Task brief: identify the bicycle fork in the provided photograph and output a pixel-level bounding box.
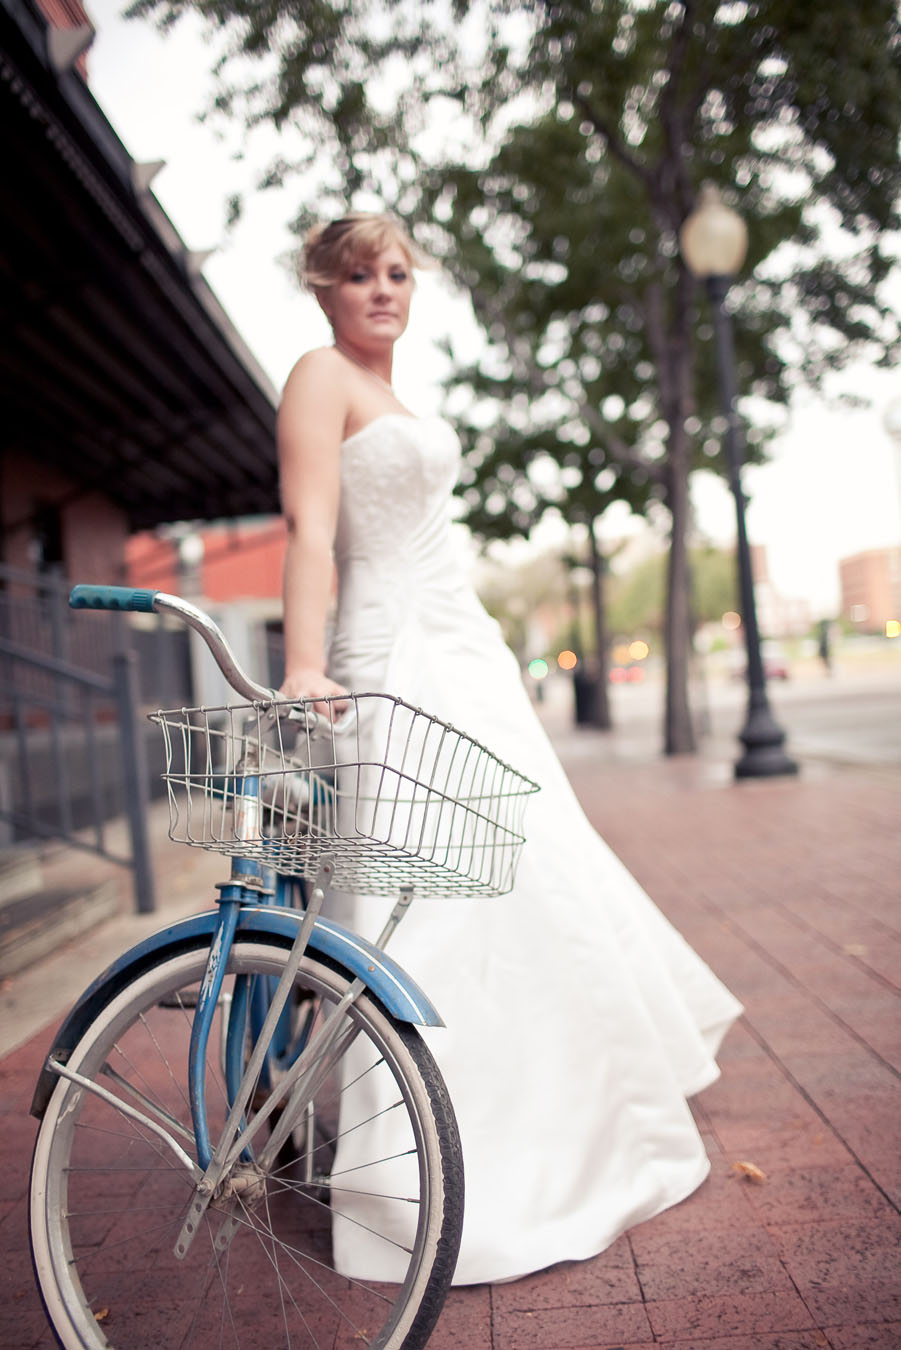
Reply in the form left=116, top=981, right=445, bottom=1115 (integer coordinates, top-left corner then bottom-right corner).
left=176, top=877, right=419, bottom=1260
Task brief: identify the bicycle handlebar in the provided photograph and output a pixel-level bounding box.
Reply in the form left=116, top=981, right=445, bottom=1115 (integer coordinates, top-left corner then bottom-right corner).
left=69, top=584, right=158, bottom=614
left=70, top=585, right=357, bottom=735
left=70, top=584, right=277, bottom=704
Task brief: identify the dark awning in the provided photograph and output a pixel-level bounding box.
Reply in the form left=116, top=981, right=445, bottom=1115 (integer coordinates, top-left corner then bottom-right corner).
left=0, top=0, right=281, bottom=530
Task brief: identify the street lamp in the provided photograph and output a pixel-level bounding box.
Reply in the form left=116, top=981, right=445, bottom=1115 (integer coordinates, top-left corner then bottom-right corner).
left=680, top=183, right=797, bottom=779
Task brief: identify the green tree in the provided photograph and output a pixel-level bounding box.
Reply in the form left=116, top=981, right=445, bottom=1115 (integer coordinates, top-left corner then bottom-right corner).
left=132, top=0, right=901, bottom=753
left=607, top=544, right=738, bottom=637
left=477, top=548, right=572, bottom=660
left=414, top=0, right=901, bottom=752
left=608, top=553, right=668, bottom=638
left=124, top=0, right=446, bottom=215
left=690, top=545, right=739, bottom=629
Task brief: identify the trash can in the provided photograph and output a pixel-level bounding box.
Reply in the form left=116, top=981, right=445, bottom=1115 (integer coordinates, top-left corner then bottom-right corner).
left=573, top=665, right=603, bottom=725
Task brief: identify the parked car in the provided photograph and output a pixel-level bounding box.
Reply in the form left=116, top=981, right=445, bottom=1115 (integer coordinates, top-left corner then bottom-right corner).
left=732, top=641, right=790, bottom=681
left=609, top=663, right=646, bottom=684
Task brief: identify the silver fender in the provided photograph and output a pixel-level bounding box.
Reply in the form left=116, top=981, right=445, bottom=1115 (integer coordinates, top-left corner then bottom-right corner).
left=32, top=906, right=441, bottom=1118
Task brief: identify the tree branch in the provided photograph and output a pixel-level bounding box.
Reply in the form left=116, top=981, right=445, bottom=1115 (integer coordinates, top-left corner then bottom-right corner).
left=571, top=91, right=656, bottom=193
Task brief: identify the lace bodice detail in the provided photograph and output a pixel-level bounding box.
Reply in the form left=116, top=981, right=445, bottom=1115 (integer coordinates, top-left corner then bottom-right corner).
left=334, top=414, right=460, bottom=565
left=329, top=412, right=475, bottom=687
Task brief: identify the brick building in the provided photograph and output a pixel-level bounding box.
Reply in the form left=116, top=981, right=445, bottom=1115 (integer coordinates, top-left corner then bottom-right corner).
left=1, top=0, right=279, bottom=596
left=0, top=0, right=284, bottom=882
left=839, top=547, right=901, bottom=633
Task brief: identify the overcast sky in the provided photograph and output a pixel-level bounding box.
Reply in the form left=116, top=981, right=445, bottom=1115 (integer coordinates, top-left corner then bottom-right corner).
left=83, top=0, right=901, bottom=617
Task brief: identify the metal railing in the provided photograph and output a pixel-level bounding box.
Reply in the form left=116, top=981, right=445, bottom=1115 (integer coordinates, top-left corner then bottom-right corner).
left=0, top=564, right=156, bottom=912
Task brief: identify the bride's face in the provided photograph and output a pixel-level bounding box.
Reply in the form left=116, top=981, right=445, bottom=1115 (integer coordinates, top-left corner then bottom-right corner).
left=320, top=244, right=414, bottom=349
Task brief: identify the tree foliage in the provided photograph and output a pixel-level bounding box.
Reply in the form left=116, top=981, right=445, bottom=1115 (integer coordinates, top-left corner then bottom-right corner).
left=124, top=0, right=460, bottom=216
left=130, top=0, right=901, bottom=751
left=410, top=0, right=901, bottom=751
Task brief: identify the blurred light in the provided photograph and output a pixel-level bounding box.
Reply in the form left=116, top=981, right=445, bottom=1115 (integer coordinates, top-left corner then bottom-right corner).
left=679, top=183, right=749, bottom=279
left=722, top=611, right=741, bottom=631
left=612, top=643, right=631, bottom=665
left=629, top=640, right=649, bottom=661
left=528, top=658, right=549, bottom=680
left=886, top=619, right=901, bottom=639
left=557, top=649, right=578, bottom=671
left=176, top=532, right=204, bottom=566
left=609, top=666, right=627, bottom=683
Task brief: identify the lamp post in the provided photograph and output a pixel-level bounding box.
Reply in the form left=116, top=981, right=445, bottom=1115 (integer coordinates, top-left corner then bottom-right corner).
left=680, top=184, right=797, bottom=779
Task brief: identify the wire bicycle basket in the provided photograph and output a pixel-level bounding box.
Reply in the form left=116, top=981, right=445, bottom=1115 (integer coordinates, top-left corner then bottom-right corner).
left=151, top=692, right=540, bottom=897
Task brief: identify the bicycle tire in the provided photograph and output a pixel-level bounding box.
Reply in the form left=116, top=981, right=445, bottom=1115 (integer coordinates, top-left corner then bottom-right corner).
left=30, top=937, right=463, bottom=1349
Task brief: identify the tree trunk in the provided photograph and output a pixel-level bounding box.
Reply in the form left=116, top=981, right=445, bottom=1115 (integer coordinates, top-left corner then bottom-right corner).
left=587, top=521, right=612, bottom=730
left=658, top=253, right=698, bottom=756
left=663, top=430, right=696, bottom=754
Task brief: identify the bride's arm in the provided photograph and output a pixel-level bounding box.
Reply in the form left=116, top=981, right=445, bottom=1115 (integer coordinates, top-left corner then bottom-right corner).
left=278, top=351, right=349, bottom=707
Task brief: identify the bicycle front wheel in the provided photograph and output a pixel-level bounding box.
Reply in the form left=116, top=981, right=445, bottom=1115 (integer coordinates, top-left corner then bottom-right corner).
left=30, top=938, right=463, bottom=1349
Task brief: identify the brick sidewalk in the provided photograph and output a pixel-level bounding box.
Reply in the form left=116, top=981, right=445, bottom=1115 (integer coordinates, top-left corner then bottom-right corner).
left=2, top=713, right=899, bottom=1349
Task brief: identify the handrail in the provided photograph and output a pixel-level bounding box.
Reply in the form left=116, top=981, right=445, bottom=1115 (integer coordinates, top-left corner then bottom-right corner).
left=69, top=586, right=275, bottom=703
left=0, top=569, right=156, bottom=912
left=0, top=636, right=115, bottom=693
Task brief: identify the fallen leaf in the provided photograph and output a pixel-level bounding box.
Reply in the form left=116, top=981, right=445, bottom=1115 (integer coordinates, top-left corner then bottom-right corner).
left=732, top=1160, right=767, bottom=1184
left=94, top=1309, right=110, bottom=1323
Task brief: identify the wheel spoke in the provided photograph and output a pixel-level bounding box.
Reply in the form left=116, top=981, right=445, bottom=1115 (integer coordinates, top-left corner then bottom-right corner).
left=30, top=940, right=462, bottom=1349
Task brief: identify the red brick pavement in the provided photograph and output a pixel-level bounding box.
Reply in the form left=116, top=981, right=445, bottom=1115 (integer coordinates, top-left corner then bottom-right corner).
left=2, top=710, right=899, bottom=1349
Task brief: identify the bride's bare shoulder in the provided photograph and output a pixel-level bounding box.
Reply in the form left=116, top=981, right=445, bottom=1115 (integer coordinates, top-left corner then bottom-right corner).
left=284, top=346, right=342, bottom=382
left=281, top=347, right=347, bottom=408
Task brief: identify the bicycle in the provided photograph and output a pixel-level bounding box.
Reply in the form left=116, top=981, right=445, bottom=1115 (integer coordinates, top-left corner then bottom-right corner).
left=27, top=584, right=538, bottom=1350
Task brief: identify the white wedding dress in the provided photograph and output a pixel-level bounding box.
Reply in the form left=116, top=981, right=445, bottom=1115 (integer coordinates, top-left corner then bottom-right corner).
left=323, top=413, right=742, bottom=1286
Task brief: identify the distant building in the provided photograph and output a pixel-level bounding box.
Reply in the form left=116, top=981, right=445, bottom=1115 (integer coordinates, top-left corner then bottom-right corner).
left=126, top=521, right=288, bottom=701
left=126, top=520, right=286, bottom=604
left=749, top=545, right=811, bottom=638
left=839, top=547, right=901, bottom=632
left=753, top=582, right=811, bottom=639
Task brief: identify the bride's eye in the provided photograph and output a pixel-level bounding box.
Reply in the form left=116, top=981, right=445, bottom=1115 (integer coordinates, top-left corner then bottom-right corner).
left=390, top=269, right=409, bottom=283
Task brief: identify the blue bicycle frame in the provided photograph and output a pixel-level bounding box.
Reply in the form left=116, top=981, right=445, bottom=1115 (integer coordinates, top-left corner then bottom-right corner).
left=36, top=584, right=443, bottom=1177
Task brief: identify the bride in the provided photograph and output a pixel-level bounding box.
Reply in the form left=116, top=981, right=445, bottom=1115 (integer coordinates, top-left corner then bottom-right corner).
left=277, top=212, right=742, bottom=1286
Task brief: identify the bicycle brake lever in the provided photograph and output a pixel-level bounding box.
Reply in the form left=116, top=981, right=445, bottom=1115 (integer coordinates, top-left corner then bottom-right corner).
left=284, top=702, right=357, bottom=737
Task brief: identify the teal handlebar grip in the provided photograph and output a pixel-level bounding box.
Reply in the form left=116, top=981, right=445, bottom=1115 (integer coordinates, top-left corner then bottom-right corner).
left=69, top=584, right=159, bottom=613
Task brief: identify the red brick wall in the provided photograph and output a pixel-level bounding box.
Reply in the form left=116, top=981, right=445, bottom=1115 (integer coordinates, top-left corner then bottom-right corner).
left=202, top=521, right=286, bottom=601
left=125, top=534, right=180, bottom=593
left=65, top=495, right=129, bottom=584
left=839, top=547, right=901, bottom=631
left=126, top=520, right=287, bottom=602
left=0, top=452, right=128, bottom=584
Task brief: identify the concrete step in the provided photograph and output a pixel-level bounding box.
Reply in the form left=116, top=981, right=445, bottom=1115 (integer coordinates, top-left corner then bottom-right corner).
left=0, top=847, right=44, bottom=906
left=0, top=879, right=119, bottom=979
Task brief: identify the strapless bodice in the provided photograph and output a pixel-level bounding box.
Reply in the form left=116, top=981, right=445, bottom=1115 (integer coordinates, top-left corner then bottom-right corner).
left=334, top=413, right=460, bottom=568
left=329, top=413, right=484, bottom=689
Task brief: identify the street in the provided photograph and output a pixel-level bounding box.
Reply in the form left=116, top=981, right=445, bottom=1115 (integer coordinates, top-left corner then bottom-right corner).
left=538, top=654, right=901, bottom=772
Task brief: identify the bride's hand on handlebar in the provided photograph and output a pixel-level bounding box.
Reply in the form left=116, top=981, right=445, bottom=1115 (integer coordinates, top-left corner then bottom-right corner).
left=279, top=669, right=350, bottom=718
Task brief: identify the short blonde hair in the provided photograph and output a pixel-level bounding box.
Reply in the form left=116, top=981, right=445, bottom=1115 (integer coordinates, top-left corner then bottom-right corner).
left=300, top=213, right=428, bottom=291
